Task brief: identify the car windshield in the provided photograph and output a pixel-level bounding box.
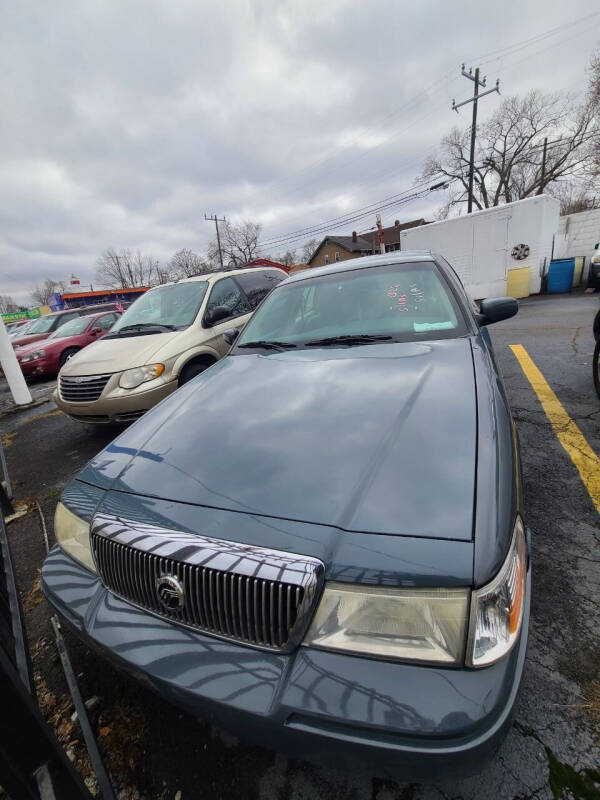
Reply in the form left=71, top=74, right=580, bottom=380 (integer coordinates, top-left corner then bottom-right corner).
left=20, top=315, right=56, bottom=334
left=48, top=316, right=91, bottom=338
left=110, top=282, right=208, bottom=332
left=237, top=261, right=466, bottom=348
left=9, top=322, right=30, bottom=336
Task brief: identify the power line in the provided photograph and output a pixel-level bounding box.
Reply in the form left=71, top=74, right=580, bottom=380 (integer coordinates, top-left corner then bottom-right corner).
left=474, top=11, right=600, bottom=67
left=258, top=181, right=452, bottom=252
left=259, top=176, right=445, bottom=247
left=256, top=12, right=600, bottom=202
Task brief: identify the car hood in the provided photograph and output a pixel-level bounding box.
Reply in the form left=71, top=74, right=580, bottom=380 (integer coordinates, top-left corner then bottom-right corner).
left=61, top=331, right=181, bottom=374
left=15, top=337, right=66, bottom=356
left=92, top=339, right=477, bottom=540
left=12, top=332, right=50, bottom=348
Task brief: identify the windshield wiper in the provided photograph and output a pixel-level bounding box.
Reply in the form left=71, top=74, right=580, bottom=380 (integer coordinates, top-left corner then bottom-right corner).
left=304, top=334, right=393, bottom=347
left=237, top=340, right=297, bottom=351
left=113, top=323, right=178, bottom=335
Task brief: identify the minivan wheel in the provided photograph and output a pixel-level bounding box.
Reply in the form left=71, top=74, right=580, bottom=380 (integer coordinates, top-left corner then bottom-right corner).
left=593, top=340, right=600, bottom=400
left=179, top=359, right=213, bottom=386
left=59, top=347, right=80, bottom=367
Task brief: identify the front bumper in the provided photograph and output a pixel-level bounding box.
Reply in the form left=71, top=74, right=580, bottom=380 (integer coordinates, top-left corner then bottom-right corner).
left=18, top=357, right=57, bottom=377
left=42, top=546, right=530, bottom=780
left=53, top=378, right=177, bottom=423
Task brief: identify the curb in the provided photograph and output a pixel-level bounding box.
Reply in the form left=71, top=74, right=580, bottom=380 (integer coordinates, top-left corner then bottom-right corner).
left=0, top=397, right=52, bottom=421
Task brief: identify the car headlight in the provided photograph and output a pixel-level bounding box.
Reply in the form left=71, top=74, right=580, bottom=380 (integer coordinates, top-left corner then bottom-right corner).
left=119, top=363, right=165, bottom=389
left=303, top=584, right=469, bottom=664
left=54, top=502, right=96, bottom=573
left=466, top=516, right=527, bottom=667
left=591, top=255, right=600, bottom=265
left=21, top=349, right=46, bottom=362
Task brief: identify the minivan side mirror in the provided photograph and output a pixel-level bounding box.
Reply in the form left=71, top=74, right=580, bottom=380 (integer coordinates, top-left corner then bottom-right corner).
left=594, top=242, right=599, bottom=250
left=205, top=305, right=230, bottom=326
left=223, top=328, right=240, bottom=346
left=476, top=297, right=518, bottom=326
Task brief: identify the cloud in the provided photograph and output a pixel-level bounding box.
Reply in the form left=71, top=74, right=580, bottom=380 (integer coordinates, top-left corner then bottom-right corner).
left=0, top=0, right=597, bottom=304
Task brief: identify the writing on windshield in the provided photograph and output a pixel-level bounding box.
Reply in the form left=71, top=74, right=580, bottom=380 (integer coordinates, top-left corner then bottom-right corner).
left=237, top=262, right=466, bottom=348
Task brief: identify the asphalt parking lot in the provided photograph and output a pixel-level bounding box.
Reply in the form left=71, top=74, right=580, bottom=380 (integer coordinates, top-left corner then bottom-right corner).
left=2, top=291, right=600, bottom=800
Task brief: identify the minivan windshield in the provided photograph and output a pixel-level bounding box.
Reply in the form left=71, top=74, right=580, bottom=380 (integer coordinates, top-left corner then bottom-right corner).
left=110, top=281, right=208, bottom=334
left=236, top=261, right=467, bottom=348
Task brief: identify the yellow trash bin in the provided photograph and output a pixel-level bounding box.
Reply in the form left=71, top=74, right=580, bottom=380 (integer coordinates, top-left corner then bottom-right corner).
left=572, top=257, right=583, bottom=287
left=507, top=267, right=531, bottom=299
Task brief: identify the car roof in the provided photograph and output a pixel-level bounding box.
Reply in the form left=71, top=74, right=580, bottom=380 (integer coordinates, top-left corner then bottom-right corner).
left=282, top=251, right=435, bottom=285
left=83, top=310, right=118, bottom=321
left=148, top=265, right=287, bottom=291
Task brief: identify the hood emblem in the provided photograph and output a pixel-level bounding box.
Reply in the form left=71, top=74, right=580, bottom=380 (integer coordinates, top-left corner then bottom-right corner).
left=156, top=575, right=185, bottom=611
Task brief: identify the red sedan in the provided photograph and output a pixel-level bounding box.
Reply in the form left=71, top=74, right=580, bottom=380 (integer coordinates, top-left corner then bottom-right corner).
left=14, top=311, right=120, bottom=377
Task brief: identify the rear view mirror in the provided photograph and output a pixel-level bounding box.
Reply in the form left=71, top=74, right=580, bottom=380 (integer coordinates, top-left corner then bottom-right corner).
left=476, top=297, right=518, bottom=326
left=223, top=328, right=240, bottom=346
left=205, top=305, right=230, bottom=326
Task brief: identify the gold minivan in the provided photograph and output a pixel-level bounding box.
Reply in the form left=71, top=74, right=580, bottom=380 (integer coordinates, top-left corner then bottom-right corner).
left=54, top=266, right=286, bottom=423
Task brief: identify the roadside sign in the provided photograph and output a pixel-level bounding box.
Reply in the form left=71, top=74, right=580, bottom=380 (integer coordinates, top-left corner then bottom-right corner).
left=1, top=308, right=42, bottom=323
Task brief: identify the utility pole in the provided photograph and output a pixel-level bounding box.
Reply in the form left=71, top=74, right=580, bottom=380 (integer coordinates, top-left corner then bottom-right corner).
left=537, top=137, right=548, bottom=195
left=204, top=213, right=226, bottom=269
left=452, top=66, right=500, bottom=213
left=376, top=214, right=385, bottom=254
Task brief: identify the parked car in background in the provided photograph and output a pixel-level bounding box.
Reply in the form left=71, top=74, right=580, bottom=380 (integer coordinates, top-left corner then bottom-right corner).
left=43, top=252, right=529, bottom=779
left=14, top=311, right=120, bottom=377
left=5, top=319, right=30, bottom=337
left=54, top=266, right=286, bottom=424
left=11, top=303, right=123, bottom=349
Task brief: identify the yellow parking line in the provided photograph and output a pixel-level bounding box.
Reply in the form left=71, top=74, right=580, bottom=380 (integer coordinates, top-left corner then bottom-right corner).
left=510, top=344, right=600, bottom=515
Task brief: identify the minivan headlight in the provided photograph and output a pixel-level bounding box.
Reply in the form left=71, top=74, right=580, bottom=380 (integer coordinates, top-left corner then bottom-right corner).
left=466, top=516, right=527, bottom=667
left=54, top=502, right=96, bottom=573
left=303, top=584, right=469, bottom=664
left=119, top=363, right=164, bottom=389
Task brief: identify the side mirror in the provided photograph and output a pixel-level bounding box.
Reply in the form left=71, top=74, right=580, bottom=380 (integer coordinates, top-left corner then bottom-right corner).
left=595, top=243, right=599, bottom=250
left=476, top=297, right=518, bottom=326
left=223, top=328, right=240, bottom=346
left=205, top=305, right=230, bottom=326
left=89, top=327, right=103, bottom=336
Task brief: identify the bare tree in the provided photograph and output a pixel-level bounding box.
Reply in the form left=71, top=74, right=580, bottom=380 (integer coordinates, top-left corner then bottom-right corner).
left=95, top=248, right=160, bottom=288
left=169, top=248, right=210, bottom=278
left=549, top=181, right=599, bottom=215
left=423, top=90, right=597, bottom=216
left=277, top=250, right=297, bottom=267
left=31, top=279, right=67, bottom=305
left=0, top=295, right=19, bottom=314
left=301, top=238, right=319, bottom=263
left=587, top=50, right=600, bottom=177
left=208, top=221, right=261, bottom=268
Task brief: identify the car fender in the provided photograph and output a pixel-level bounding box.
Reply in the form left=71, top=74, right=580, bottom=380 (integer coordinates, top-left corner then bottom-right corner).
left=172, top=345, right=220, bottom=379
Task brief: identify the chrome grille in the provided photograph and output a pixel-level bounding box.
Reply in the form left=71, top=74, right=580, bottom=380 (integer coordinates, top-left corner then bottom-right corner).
left=60, top=374, right=111, bottom=403
left=90, top=514, right=324, bottom=652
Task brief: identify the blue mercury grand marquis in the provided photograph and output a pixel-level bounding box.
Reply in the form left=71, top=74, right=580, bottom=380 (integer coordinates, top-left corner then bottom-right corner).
left=43, top=252, right=529, bottom=780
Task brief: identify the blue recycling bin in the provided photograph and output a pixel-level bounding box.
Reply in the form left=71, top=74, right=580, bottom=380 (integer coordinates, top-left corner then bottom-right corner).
left=547, top=258, right=575, bottom=294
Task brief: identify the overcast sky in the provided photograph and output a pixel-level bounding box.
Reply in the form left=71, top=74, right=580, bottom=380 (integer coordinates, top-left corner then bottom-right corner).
left=1, top=0, right=598, bottom=304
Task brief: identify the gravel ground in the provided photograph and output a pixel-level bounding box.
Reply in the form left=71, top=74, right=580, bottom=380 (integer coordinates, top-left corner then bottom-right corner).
left=2, top=291, right=599, bottom=799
